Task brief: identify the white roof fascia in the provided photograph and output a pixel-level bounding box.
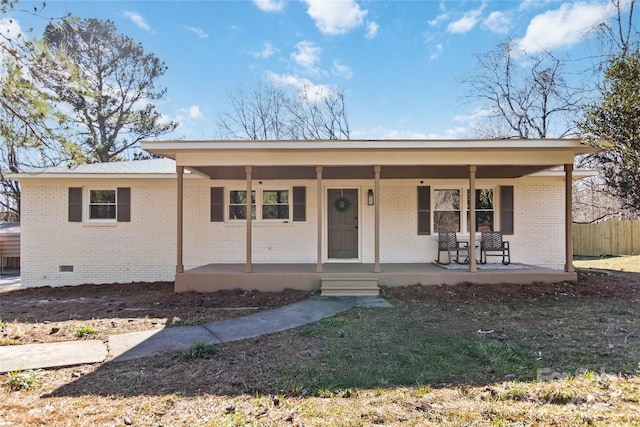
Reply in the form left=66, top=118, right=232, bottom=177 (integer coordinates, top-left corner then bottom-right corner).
left=529, top=169, right=598, bottom=179
left=142, top=138, right=590, bottom=150
left=9, top=172, right=181, bottom=180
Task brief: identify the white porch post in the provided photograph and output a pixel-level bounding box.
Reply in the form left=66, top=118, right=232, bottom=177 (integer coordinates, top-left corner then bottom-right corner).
left=565, top=163, right=574, bottom=272
left=316, top=166, right=323, bottom=273
left=469, top=165, right=477, bottom=273
left=176, top=165, right=184, bottom=273
left=374, top=165, right=381, bottom=273
left=245, top=165, right=253, bottom=273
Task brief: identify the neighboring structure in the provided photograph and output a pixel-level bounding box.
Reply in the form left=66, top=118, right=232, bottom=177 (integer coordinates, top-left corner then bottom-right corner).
left=12, top=139, right=596, bottom=292
left=0, top=222, right=20, bottom=274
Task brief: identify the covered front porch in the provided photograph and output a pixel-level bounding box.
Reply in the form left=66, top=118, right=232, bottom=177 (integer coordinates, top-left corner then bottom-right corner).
left=140, top=139, right=596, bottom=294
left=175, top=262, right=577, bottom=293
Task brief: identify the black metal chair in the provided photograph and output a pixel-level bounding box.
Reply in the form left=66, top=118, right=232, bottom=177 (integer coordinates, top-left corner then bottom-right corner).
left=480, top=231, right=510, bottom=265
left=437, top=232, right=470, bottom=264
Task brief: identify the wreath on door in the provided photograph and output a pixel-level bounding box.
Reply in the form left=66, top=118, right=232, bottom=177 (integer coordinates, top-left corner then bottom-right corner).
left=334, top=197, right=351, bottom=212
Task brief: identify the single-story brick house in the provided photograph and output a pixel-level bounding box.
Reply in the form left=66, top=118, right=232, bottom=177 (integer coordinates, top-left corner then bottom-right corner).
left=13, top=139, right=596, bottom=293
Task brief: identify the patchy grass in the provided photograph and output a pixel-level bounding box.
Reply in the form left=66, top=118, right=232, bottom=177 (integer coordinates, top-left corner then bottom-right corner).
left=183, top=341, right=220, bottom=361
left=74, top=324, right=98, bottom=337
left=181, top=315, right=209, bottom=326
left=1, top=273, right=639, bottom=425
left=3, top=369, right=40, bottom=391
left=574, top=254, right=640, bottom=273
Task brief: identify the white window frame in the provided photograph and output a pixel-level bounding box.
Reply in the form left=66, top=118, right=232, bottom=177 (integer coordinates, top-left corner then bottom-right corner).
left=430, top=186, right=498, bottom=235
left=227, top=187, right=292, bottom=222
left=86, top=188, right=117, bottom=222
left=228, top=189, right=256, bottom=221
left=467, top=188, right=495, bottom=233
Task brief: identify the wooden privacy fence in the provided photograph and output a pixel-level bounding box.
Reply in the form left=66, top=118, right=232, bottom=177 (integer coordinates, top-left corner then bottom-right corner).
left=573, top=220, right=640, bottom=256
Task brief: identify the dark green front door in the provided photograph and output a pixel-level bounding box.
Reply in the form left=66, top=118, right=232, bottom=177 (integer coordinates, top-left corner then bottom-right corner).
left=328, top=189, right=358, bottom=258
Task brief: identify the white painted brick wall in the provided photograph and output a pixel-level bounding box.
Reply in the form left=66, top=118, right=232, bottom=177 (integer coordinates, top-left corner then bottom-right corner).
left=20, top=175, right=568, bottom=288
left=511, top=177, right=566, bottom=269
left=20, top=179, right=177, bottom=287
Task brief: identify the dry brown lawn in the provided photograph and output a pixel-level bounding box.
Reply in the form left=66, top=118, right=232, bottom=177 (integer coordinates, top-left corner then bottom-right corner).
left=1, top=266, right=639, bottom=426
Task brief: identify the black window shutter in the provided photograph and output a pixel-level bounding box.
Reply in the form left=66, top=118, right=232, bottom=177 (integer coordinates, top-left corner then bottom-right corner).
left=210, top=187, right=224, bottom=222
left=417, top=186, right=431, bottom=235
left=500, top=185, right=514, bottom=235
left=68, top=187, right=83, bottom=222
left=117, top=187, right=131, bottom=222
left=293, top=186, right=306, bottom=221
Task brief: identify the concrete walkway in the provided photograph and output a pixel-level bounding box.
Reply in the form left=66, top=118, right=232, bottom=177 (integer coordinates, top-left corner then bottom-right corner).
left=0, top=269, right=20, bottom=290
left=0, top=296, right=391, bottom=372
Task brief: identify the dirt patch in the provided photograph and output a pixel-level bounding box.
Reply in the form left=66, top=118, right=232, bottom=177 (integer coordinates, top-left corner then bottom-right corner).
left=384, top=270, right=639, bottom=304
left=0, top=282, right=309, bottom=345
left=1, top=269, right=639, bottom=426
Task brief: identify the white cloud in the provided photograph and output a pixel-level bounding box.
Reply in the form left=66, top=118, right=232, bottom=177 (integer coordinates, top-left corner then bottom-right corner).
left=188, top=105, right=203, bottom=119
left=516, top=2, right=615, bottom=53
left=353, top=123, right=469, bottom=140
left=447, top=6, right=484, bottom=34
left=430, top=43, right=443, bottom=61
left=123, top=11, right=151, bottom=31
left=453, top=109, right=492, bottom=123
left=428, top=13, right=449, bottom=26
left=252, top=0, right=285, bottom=12
left=0, top=18, right=22, bottom=64
left=332, top=60, right=353, bottom=79
left=186, top=26, right=208, bottom=38
left=302, top=0, right=367, bottom=35
left=264, top=71, right=333, bottom=102
left=518, top=0, right=555, bottom=12
left=428, top=0, right=449, bottom=26
left=0, top=18, right=22, bottom=39
left=442, top=127, right=468, bottom=139
left=483, top=11, right=511, bottom=34
left=352, top=126, right=432, bottom=140
left=291, top=40, right=322, bottom=74
left=251, top=41, right=279, bottom=59
left=365, top=21, right=379, bottom=39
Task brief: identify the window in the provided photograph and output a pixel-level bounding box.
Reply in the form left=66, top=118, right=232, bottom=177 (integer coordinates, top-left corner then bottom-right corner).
left=229, top=190, right=256, bottom=220
left=89, top=190, right=116, bottom=220
left=214, top=187, right=305, bottom=223
left=434, top=189, right=460, bottom=232
left=467, top=189, right=494, bottom=232
left=416, top=185, right=513, bottom=236
left=262, top=190, right=289, bottom=220
left=69, top=187, right=130, bottom=222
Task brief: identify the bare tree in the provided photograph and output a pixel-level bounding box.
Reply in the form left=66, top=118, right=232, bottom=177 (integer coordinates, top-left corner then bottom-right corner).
left=594, top=0, right=638, bottom=57
left=288, top=86, right=350, bottom=140
left=218, top=83, right=350, bottom=140
left=573, top=175, right=639, bottom=223
left=217, top=84, right=289, bottom=140
left=461, top=40, right=584, bottom=139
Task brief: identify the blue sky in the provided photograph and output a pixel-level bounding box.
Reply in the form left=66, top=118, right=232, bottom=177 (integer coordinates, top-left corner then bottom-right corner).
left=6, top=0, right=637, bottom=140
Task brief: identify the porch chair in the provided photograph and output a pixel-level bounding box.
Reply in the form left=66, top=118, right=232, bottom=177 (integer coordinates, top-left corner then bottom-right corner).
left=480, top=231, right=510, bottom=265
left=437, top=232, right=470, bottom=265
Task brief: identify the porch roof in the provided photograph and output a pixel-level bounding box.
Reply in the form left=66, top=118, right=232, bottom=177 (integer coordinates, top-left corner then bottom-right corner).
left=142, top=138, right=598, bottom=180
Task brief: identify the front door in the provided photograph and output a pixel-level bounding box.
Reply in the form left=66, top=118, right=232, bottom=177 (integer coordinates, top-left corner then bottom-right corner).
left=328, top=189, right=358, bottom=259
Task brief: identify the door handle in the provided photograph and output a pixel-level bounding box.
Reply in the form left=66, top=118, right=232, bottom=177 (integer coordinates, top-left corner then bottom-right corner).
left=355, top=225, right=358, bottom=229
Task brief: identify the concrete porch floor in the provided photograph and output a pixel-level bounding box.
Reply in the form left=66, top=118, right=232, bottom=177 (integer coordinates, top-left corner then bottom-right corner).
left=175, top=263, right=577, bottom=293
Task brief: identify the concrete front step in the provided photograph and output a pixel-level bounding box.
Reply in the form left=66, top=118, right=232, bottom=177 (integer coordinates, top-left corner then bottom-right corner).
left=320, top=277, right=379, bottom=296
